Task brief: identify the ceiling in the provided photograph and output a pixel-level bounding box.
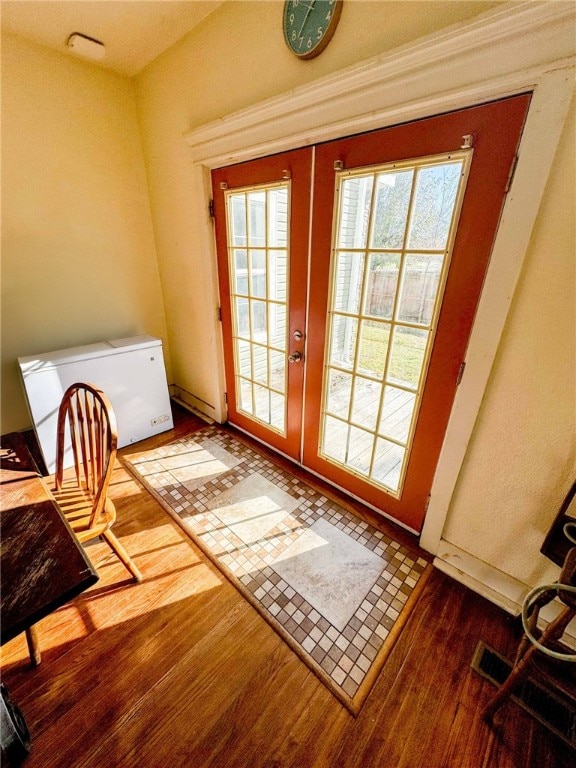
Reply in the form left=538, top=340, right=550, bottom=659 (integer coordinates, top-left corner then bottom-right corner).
left=1, top=1, right=227, bottom=77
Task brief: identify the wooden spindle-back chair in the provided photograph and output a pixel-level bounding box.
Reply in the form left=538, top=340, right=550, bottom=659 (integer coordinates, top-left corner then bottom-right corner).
left=48, top=383, right=142, bottom=582
left=483, top=547, right=576, bottom=721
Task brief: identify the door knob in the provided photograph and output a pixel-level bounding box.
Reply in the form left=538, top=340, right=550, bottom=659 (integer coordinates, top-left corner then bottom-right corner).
left=288, top=351, right=302, bottom=363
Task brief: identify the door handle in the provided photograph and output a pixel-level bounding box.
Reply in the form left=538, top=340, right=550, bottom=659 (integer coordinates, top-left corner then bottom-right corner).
left=288, top=352, right=302, bottom=363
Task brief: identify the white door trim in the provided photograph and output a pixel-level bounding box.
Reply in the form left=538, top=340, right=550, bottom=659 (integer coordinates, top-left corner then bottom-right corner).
left=184, top=3, right=575, bottom=556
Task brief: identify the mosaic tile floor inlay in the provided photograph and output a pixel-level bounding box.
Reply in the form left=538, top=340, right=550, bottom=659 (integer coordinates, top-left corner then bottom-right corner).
left=123, top=426, right=431, bottom=714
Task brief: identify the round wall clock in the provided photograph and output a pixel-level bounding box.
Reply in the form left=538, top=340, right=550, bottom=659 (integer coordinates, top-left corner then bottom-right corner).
left=283, top=0, right=344, bottom=60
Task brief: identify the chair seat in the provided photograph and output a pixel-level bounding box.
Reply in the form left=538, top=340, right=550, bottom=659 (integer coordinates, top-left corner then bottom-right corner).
left=49, top=478, right=115, bottom=542
left=49, top=476, right=141, bottom=581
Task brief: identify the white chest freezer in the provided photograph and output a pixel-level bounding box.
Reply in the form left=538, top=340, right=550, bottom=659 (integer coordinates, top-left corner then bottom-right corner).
left=18, top=335, right=174, bottom=473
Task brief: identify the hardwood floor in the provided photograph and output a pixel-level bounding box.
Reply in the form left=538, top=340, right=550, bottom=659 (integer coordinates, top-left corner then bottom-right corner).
left=1, top=404, right=572, bottom=767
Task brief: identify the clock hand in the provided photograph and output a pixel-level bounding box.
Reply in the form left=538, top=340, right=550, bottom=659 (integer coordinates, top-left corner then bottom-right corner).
left=298, top=0, right=316, bottom=37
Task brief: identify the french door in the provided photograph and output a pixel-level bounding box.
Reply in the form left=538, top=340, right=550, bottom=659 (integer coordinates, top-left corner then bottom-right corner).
left=212, top=95, right=530, bottom=531
left=212, top=148, right=312, bottom=459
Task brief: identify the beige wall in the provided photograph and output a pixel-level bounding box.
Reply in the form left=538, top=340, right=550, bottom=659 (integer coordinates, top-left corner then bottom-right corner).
left=134, top=0, right=574, bottom=588
left=134, top=0, right=503, bottom=417
left=1, top=33, right=169, bottom=433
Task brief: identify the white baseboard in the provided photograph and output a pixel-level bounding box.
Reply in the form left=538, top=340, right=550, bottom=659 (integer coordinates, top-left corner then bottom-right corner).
left=170, top=385, right=217, bottom=424
left=434, top=541, right=526, bottom=615
left=434, top=541, right=576, bottom=649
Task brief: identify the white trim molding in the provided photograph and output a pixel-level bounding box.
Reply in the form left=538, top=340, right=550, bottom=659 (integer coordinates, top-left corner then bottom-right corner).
left=185, top=3, right=575, bottom=167
left=420, top=64, right=574, bottom=554
left=184, top=2, right=575, bottom=597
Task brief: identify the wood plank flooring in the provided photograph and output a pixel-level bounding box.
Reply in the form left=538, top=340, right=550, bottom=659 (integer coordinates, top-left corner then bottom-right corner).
left=1, top=404, right=572, bottom=767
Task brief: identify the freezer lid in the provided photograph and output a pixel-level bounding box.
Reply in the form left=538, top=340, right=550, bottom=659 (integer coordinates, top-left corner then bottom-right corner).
left=107, top=335, right=162, bottom=350
left=18, top=335, right=163, bottom=375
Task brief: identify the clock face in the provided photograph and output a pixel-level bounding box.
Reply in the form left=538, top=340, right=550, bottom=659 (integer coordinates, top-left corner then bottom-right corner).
left=283, top=0, right=343, bottom=60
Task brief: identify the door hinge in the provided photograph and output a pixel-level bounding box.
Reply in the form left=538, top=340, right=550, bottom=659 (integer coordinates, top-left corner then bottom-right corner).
left=505, top=154, right=519, bottom=193
left=224, top=392, right=228, bottom=404
left=424, top=494, right=431, bottom=513
left=209, top=199, right=215, bottom=218
left=217, top=306, right=222, bottom=322
left=456, top=361, right=466, bottom=386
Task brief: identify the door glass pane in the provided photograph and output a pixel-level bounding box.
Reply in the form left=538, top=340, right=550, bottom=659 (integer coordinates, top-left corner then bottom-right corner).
left=269, top=349, right=286, bottom=392
left=369, top=169, right=413, bottom=249
left=269, top=251, right=287, bottom=301
left=337, top=175, right=374, bottom=249
left=322, top=416, right=348, bottom=464
left=251, top=300, right=267, bottom=342
left=270, top=392, right=285, bottom=431
left=329, top=315, right=358, bottom=370
left=239, top=379, right=253, bottom=414
left=231, top=196, right=246, bottom=246
left=372, top=439, right=405, bottom=490
left=326, top=369, right=352, bottom=420
left=407, top=162, right=462, bottom=250
left=233, top=250, right=248, bottom=294
left=248, top=191, right=266, bottom=246
left=226, top=183, right=289, bottom=435
left=396, top=254, right=443, bottom=326
left=378, top=386, right=416, bottom=444
left=235, top=297, right=250, bottom=338
left=320, top=154, right=467, bottom=496
left=268, top=189, right=288, bottom=246
left=252, top=344, right=268, bottom=386
left=250, top=250, right=266, bottom=298
left=254, top=383, right=270, bottom=423
left=334, top=252, right=364, bottom=314
left=357, top=319, right=390, bottom=379
left=237, top=339, right=252, bottom=378
left=364, top=253, right=400, bottom=320
left=268, top=303, right=286, bottom=351
left=351, top=377, right=382, bottom=431
left=347, top=426, right=373, bottom=476
left=388, top=326, right=427, bottom=390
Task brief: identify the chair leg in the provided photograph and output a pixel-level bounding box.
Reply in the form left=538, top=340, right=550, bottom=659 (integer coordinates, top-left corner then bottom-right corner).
left=483, top=643, right=535, bottom=720
left=102, top=529, right=143, bottom=582
left=24, top=626, right=41, bottom=667
left=483, top=605, right=575, bottom=721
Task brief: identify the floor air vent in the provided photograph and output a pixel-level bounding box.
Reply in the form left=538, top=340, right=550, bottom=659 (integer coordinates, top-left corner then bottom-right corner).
left=471, top=640, right=576, bottom=749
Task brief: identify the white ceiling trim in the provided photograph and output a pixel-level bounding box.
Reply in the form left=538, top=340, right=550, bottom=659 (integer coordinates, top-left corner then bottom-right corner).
left=184, top=2, right=575, bottom=167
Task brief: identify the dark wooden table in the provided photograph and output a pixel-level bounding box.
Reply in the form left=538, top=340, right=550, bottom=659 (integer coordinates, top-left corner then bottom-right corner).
left=0, top=432, right=98, bottom=663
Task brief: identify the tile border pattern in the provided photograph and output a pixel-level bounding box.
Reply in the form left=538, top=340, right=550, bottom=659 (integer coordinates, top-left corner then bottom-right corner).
left=123, top=426, right=431, bottom=714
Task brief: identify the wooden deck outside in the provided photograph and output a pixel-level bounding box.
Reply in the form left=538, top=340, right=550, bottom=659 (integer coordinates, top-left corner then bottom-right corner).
left=0, top=403, right=571, bottom=768
left=244, top=373, right=414, bottom=492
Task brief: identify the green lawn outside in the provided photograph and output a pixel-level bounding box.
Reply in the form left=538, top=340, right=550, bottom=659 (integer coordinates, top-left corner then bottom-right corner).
left=356, top=321, right=426, bottom=387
